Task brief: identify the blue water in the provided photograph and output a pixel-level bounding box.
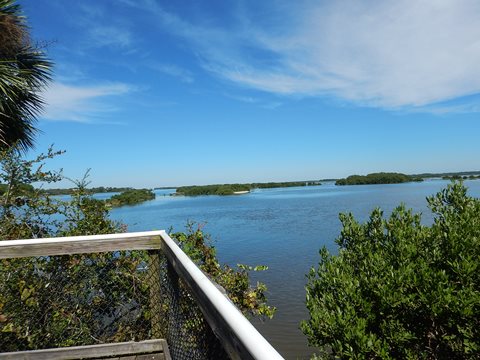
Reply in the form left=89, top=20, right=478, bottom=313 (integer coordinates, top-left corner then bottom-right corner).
left=109, top=180, right=480, bottom=359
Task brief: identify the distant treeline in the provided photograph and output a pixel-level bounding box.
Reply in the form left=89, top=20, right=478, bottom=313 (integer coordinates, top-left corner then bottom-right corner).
left=412, top=170, right=480, bottom=179
left=0, top=183, right=34, bottom=196
left=175, top=181, right=321, bottom=196
left=336, top=172, right=423, bottom=186
left=442, top=174, right=480, bottom=181
left=0, top=184, right=155, bottom=208
left=44, top=186, right=133, bottom=196
left=107, top=189, right=155, bottom=207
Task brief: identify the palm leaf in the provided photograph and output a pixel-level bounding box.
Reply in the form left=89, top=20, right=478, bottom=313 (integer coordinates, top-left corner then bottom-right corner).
left=0, top=0, right=53, bottom=151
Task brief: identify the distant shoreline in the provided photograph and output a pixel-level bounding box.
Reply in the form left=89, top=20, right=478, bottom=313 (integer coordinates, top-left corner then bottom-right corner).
left=37, top=171, right=480, bottom=194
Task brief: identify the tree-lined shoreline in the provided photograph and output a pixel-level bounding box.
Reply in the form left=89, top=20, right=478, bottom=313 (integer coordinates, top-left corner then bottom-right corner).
left=175, top=181, right=322, bottom=196
left=335, top=172, right=423, bottom=186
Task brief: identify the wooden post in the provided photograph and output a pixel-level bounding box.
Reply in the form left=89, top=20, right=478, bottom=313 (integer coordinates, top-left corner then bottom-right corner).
left=148, top=249, right=164, bottom=339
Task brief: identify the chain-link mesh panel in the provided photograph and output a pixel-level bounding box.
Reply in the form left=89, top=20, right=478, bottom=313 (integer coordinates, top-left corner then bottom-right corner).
left=0, top=249, right=231, bottom=360
left=0, top=250, right=154, bottom=352
left=157, top=253, right=230, bottom=360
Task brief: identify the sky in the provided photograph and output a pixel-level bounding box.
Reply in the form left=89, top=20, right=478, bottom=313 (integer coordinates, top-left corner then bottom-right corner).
left=20, top=0, right=480, bottom=188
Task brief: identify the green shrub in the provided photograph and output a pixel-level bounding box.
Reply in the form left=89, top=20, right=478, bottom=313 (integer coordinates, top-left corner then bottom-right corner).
left=302, top=182, right=480, bottom=359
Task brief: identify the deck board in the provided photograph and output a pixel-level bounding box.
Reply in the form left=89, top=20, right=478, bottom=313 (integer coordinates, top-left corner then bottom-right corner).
left=0, top=340, right=170, bottom=360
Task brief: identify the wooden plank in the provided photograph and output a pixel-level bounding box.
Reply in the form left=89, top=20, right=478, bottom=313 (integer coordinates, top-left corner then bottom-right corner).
left=159, top=340, right=171, bottom=360
left=0, top=231, right=163, bottom=259
left=0, top=339, right=165, bottom=360
left=134, top=354, right=165, bottom=360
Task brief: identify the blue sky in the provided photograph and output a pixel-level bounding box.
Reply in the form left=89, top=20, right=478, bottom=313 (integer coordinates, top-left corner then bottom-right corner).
left=21, top=0, right=480, bottom=187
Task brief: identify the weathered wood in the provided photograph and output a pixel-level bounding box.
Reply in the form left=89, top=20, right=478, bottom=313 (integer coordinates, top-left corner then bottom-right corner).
left=148, top=249, right=164, bottom=338
left=159, top=331, right=172, bottom=359
left=134, top=354, right=165, bottom=360
left=0, top=231, right=163, bottom=259
left=0, top=339, right=169, bottom=360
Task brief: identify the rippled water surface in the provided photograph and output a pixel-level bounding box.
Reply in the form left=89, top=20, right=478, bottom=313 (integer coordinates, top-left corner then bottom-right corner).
left=109, top=180, right=480, bottom=359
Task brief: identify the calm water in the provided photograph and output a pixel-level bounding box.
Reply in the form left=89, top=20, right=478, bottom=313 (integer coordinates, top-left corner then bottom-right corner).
left=109, top=180, right=480, bottom=359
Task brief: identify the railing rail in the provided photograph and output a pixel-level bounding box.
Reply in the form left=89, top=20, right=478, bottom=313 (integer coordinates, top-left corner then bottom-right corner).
left=0, top=231, right=284, bottom=360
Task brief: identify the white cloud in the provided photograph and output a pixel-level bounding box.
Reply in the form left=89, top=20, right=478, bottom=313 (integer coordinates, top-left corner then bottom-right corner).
left=126, top=0, right=480, bottom=112
left=243, top=0, right=480, bottom=109
left=42, top=82, right=133, bottom=122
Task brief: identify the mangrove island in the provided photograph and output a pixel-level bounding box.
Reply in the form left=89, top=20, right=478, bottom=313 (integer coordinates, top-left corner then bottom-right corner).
left=175, top=181, right=321, bottom=196
left=335, top=172, right=423, bottom=186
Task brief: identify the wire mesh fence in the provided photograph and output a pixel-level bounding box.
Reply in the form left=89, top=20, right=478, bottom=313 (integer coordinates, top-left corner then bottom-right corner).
left=158, top=253, right=229, bottom=360
left=0, top=248, right=229, bottom=359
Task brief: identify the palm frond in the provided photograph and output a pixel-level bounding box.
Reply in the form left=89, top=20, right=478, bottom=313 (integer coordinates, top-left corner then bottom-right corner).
left=0, top=0, right=52, bottom=151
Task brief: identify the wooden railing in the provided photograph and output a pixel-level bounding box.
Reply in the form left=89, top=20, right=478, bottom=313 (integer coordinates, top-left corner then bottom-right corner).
left=0, top=231, right=285, bottom=360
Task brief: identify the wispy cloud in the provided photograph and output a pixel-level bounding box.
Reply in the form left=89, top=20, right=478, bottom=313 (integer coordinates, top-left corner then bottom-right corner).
left=123, top=0, right=480, bottom=113
left=74, top=3, right=133, bottom=49
left=87, top=25, right=132, bottom=48
left=42, top=82, right=133, bottom=123
left=148, top=63, right=194, bottom=83
left=224, top=93, right=283, bottom=109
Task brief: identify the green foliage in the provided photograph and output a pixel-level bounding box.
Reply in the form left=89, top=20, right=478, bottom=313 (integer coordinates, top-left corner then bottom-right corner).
left=0, top=146, right=64, bottom=239
left=107, top=189, right=155, bottom=207
left=0, top=0, right=53, bottom=151
left=170, top=223, right=276, bottom=319
left=302, top=182, right=480, bottom=359
left=0, top=147, right=147, bottom=351
left=335, top=172, right=423, bottom=186
left=0, top=251, right=150, bottom=351
left=176, top=180, right=321, bottom=196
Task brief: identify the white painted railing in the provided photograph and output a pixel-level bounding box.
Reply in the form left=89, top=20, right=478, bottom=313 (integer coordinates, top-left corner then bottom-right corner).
left=0, top=231, right=285, bottom=360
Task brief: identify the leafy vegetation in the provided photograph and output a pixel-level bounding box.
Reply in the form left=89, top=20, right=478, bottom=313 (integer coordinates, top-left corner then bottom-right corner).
left=302, top=182, right=480, bottom=359
left=0, top=182, right=33, bottom=196
left=0, top=0, right=52, bottom=151
left=107, top=189, right=155, bottom=207
left=176, top=180, right=321, bottom=196
left=335, top=172, right=423, bottom=186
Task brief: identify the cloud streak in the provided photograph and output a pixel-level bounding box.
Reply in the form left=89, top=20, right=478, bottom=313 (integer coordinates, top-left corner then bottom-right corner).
left=42, top=82, right=133, bottom=122
left=148, top=63, right=194, bottom=83
left=75, top=3, right=134, bottom=49
left=126, top=0, right=480, bottom=112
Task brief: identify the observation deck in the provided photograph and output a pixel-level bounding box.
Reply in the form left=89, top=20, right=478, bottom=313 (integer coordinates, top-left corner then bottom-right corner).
left=0, top=231, right=284, bottom=360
